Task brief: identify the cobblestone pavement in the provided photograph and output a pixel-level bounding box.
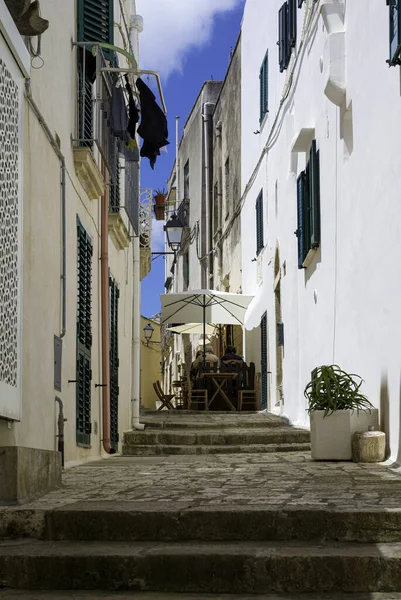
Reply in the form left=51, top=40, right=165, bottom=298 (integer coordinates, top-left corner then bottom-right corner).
left=8, top=451, right=401, bottom=511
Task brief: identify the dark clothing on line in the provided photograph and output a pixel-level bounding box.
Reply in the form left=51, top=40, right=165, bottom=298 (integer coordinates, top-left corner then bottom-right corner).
left=136, top=77, right=169, bottom=169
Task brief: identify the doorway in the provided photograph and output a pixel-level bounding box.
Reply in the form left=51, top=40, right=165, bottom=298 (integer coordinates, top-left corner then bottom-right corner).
left=260, top=313, right=268, bottom=410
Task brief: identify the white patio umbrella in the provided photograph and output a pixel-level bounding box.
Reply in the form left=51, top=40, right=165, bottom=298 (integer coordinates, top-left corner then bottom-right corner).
left=168, top=323, right=216, bottom=335
left=160, top=289, right=254, bottom=364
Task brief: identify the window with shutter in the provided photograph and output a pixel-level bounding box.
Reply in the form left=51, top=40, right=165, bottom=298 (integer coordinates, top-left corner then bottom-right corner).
left=278, top=1, right=291, bottom=72
left=109, top=275, right=119, bottom=452
left=260, top=313, right=268, bottom=410
left=76, top=218, right=93, bottom=446
left=288, top=0, right=297, bottom=47
left=77, top=0, right=114, bottom=49
left=109, top=137, right=121, bottom=213
left=259, top=51, right=269, bottom=124
left=296, top=140, right=321, bottom=269
left=256, top=190, right=264, bottom=256
left=388, top=0, right=401, bottom=66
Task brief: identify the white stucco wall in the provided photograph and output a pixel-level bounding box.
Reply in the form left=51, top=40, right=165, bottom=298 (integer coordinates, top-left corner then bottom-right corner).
left=241, top=0, right=401, bottom=459
left=0, top=0, right=137, bottom=466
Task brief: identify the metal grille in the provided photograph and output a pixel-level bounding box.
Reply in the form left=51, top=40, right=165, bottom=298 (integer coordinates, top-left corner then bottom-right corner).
left=260, top=313, right=268, bottom=410
left=109, top=137, right=121, bottom=212
left=76, top=218, right=93, bottom=446
left=77, top=65, right=94, bottom=150
left=0, top=59, right=19, bottom=388
left=109, top=275, right=119, bottom=451
left=125, top=159, right=139, bottom=232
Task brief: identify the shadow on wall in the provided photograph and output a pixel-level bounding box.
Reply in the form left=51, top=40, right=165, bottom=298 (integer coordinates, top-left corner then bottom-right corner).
left=380, top=371, right=391, bottom=460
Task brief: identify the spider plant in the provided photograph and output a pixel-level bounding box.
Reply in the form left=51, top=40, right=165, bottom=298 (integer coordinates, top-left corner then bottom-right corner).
left=305, top=365, right=373, bottom=417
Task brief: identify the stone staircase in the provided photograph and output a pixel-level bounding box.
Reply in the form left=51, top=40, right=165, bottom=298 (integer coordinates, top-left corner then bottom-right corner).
left=122, top=411, right=311, bottom=456
left=1, top=412, right=401, bottom=597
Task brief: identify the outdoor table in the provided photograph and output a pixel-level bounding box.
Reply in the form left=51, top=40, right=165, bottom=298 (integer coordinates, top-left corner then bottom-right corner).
left=202, top=372, right=238, bottom=411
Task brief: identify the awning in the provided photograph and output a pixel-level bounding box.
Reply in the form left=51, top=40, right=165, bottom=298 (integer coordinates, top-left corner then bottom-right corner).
left=244, top=287, right=269, bottom=331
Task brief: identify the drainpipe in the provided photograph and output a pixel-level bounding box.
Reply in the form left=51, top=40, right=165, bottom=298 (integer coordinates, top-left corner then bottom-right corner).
left=100, top=165, right=114, bottom=452
left=55, top=396, right=66, bottom=467
left=131, top=235, right=144, bottom=429
left=175, top=115, right=180, bottom=210
left=24, top=79, right=66, bottom=338
left=202, top=102, right=215, bottom=287
left=129, top=6, right=145, bottom=430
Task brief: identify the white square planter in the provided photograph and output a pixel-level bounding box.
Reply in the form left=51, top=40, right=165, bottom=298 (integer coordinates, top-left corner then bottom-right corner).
left=310, top=409, right=379, bottom=460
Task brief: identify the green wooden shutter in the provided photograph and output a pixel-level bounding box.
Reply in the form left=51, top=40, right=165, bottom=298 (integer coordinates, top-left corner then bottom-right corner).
left=279, top=2, right=290, bottom=72
left=259, top=51, right=269, bottom=124
left=309, top=140, right=321, bottom=249
left=109, top=275, right=119, bottom=452
left=296, top=171, right=306, bottom=268
left=256, top=191, right=264, bottom=255
left=77, top=0, right=114, bottom=46
left=388, top=0, right=401, bottom=66
left=76, top=218, right=93, bottom=446
left=288, top=0, right=297, bottom=47
left=260, top=313, right=268, bottom=410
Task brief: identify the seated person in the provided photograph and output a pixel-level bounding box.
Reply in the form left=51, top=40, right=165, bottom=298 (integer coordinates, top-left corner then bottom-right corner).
left=192, top=345, right=219, bottom=369
left=221, top=345, right=244, bottom=365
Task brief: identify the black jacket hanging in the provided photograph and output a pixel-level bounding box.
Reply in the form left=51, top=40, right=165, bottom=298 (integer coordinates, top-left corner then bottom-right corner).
left=136, top=77, right=169, bottom=169
left=124, top=75, right=139, bottom=138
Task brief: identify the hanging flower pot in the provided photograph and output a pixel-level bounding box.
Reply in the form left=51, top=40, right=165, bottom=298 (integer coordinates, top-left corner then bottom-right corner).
left=154, top=187, right=167, bottom=206
left=154, top=205, right=165, bottom=221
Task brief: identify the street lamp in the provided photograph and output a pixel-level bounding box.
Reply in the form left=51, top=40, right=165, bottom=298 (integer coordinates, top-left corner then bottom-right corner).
left=151, top=213, right=184, bottom=258
left=143, top=322, right=155, bottom=345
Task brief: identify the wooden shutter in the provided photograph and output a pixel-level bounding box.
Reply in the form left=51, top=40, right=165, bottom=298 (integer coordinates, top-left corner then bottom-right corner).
left=309, top=140, right=321, bottom=249
left=109, top=275, right=119, bottom=452
left=256, top=191, right=264, bottom=255
left=76, top=218, right=93, bottom=446
left=259, top=51, right=268, bottom=123
left=296, top=171, right=307, bottom=268
left=260, top=313, right=268, bottom=410
left=388, top=0, right=401, bottom=66
left=77, top=0, right=114, bottom=47
left=279, top=2, right=290, bottom=72
left=288, top=0, right=297, bottom=47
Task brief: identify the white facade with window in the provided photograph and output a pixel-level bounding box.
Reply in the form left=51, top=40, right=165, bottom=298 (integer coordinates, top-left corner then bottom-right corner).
left=242, top=0, right=401, bottom=459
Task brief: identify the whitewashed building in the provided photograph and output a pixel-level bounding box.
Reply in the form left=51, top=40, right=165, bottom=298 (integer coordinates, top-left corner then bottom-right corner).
left=241, top=0, right=401, bottom=459
left=0, top=0, right=158, bottom=501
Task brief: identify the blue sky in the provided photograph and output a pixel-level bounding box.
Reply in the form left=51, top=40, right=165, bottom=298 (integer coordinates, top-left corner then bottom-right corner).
left=137, top=0, right=246, bottom=318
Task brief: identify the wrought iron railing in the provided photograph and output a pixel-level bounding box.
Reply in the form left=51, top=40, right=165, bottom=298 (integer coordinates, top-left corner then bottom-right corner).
left=139, top=188, right=152, bottom=249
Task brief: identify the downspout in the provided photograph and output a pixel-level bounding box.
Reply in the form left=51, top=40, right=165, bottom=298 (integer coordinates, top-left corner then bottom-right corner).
left=24, top=79, right=66, bottom=338
left=175, top=116, right=180, bottom=210
left=131, top=235, right=144, bottom=429
left=100, top=165, right=114, bottom=452
left=130, top=2, right=145, bottom=430
left=202, top=102, right=215, bottom=287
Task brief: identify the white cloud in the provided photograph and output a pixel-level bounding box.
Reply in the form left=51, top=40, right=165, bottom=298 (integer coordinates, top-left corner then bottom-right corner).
left=152, top=218, right=165, bottom=252
left=135, top=0, right=244, bottom=80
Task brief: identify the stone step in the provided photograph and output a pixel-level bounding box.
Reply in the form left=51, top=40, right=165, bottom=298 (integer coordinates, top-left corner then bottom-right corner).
left=1, top=539, right=401, bottom=593
left=40, top=502, right=401, bottom=543
left=124, top=429, right=310, bottom=449
left=123, top=428, right=309, bottom=448
left=122, top=442, right=311, bottom=456
left=3, top=593, right=401, bottom=600
left=138, top=413, right=289, bottom=430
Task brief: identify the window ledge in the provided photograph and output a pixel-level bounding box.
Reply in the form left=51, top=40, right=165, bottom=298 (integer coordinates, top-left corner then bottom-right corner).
left=73, top=147, right=105, bottom=200
left=302, top=247, right=318, bottom=269
left=108, top=212, right=130, bottom=250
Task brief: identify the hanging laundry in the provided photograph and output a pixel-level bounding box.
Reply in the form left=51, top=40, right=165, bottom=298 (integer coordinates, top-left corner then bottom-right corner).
left=111, top=82, right=128, bottom=142
left=124, top=75, right=139, bottom=138
left=136, top=77, right=169, bottom=169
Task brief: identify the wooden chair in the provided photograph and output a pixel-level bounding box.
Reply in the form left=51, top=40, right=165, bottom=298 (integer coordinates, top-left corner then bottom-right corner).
left=238, top=362, right=259, bottom=411
left=153, top=380, right=175, bottom=410
left=186, top=373, right=208, bottom=411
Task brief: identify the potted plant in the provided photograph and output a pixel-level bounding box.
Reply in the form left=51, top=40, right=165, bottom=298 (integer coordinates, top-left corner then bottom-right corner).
left=305, top=365, right=378, bottom=460
left=154, top=187, right=167, bottom=206
left=154, top=205, right=165, bottom=221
